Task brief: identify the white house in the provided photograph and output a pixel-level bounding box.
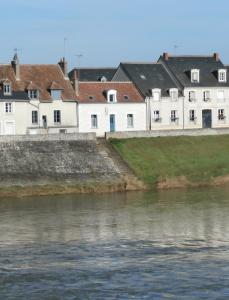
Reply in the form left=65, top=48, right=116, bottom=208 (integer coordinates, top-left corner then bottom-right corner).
left=0, top=54, right=77, bottom=135
left=73, top=80, right=146, bottom=137
left=159, top=53, right=229, bottom=129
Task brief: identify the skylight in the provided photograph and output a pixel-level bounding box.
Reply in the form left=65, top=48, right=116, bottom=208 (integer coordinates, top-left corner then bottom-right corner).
left=140, top=74, right=146, bottom=80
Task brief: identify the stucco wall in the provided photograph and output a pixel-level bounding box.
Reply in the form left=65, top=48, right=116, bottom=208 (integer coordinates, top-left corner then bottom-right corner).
left=78, top=103, right=146, bottom=137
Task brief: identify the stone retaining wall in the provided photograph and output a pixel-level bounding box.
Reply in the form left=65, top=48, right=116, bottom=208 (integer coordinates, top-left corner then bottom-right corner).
left=106, top=128, right=229, bottom=139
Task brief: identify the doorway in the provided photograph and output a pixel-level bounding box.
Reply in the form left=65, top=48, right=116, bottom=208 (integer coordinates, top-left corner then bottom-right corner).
left=109, top=114, right=115, bottom=132
left=202, top=110, right=212, bottom=128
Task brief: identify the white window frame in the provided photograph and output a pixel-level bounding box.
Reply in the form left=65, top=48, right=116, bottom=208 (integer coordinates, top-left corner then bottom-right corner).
left=171, top=110, right=178, bottom=122
left=54, top=110, right=61, bottom=124
left=218, top=109, right=226, bottom=120
left=107, top=90, right=117, bottom=103
left=170, top=88, right=178, bottom=101
left=203, top=91, right=210, bottom=101
left=32, top=110, right=38, bottom=124
left=217, top=90, right=225, bottom=100
left=127, top=114, right=134, bottom=128
left=218, top=69, right=227, bottom=83
left=189, top=109, right=196, bottom=122
left=191, top=69, right=200, bottom=83
left=3, top=83, right=11, bottom=96
left=189, top=91, right=196, bottom=102
left=5, top=102, right=13, bottom=114
left=91, top=114, right=98, bottom=129
left=28, top=90, right=39, bottom=100
left=153, top=110, right=161, bottom=122
left=152, top=89, right=161, bottom=101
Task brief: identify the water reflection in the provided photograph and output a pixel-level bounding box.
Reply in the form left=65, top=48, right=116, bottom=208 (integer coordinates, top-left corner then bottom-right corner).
left=1, top=188, right=229, bottom=299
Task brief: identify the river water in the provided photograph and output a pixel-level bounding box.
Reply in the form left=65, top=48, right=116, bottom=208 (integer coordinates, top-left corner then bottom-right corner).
left=1, top=188, right=229, bottom=299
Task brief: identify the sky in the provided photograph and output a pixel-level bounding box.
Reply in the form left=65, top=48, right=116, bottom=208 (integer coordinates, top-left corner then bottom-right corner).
left=1, top=0, right=229, bottom=69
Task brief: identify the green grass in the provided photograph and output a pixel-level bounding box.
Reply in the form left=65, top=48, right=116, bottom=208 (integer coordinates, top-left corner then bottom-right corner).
left=110, top=135, right=229, bottom=186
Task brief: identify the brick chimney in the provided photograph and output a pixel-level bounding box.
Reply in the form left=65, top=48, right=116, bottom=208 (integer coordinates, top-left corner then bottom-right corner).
left=58, top=57, right=68, bottom=79
left=11, top=53, right=20, bottom=81
left=213, top=53, right=219, bottom=61
left=72, top=69, right=79, bottom=96
left=163, top=52, right=169, bottom=61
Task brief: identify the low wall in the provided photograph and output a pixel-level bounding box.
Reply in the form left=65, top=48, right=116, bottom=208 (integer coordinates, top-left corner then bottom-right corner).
left=106, top=128, right=229, bottom=139
left=0, top=133, right=96, bottom=143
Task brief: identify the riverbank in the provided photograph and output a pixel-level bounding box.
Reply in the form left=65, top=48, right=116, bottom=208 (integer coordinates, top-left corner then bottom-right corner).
left=110, top=135, right=229, bottom=189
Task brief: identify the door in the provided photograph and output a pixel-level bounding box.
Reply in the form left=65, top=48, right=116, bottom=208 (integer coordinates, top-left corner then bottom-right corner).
left=110, top=114, right=115, bottom=132
left=202, top=110, right=212, bottom=128
left=42, top=115, right=47, bottom=128
left=4, top=121, right=15, bottom=135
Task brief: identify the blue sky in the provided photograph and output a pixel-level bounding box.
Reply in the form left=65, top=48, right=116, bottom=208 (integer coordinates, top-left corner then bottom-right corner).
left=1, top=0, right=229, bottom=69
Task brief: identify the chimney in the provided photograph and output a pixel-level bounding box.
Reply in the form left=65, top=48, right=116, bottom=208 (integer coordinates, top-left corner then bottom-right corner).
left=72, top=69, right=79, bottom=96
left=213, top=53, right=219, bottom=61
left=58, top=57, right=68, bottom=79
left=11, top=53, right=20, bottom=80
left=163, top=52, right=169, bottom=61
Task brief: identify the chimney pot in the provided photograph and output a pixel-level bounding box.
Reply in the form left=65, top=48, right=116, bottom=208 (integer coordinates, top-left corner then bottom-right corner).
left=213, top=53, right=219, bottom=61
left=58, top=57, right=68, bottom=78
left=163, top=52, right=169, bottom=61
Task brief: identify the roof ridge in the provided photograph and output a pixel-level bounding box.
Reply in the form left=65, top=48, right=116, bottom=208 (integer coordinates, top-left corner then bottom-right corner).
left=79, top=81, right=133, bottom=84
left=121, top=61, right=158, bottom=64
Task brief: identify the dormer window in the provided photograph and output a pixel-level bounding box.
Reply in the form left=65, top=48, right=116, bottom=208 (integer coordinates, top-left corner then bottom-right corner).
left=3, top=83, right=11, bottom=95
left=28, top=90, right=39, bottom=99
left=152, top=89, right=161, bottom=101
left=218, top=69, right=227, bottom=82
left=170, top=88, right=178, bottom=101
left=107, top=90, right=117, bottom=102
left=191, top=69, right=200, bottom=83
left=51, top=90, right=62, bottom=100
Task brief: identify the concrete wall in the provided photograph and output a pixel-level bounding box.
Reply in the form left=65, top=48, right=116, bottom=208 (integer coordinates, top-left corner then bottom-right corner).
left=78, top=103, right=146, bottom=137
left=106, top=128, right=229, bottom=139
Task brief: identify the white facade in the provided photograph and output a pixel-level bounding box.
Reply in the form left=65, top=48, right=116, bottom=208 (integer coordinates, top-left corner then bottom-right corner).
left=78, top=103, right=146, bottom=137
left=0, top=99, right=77, bottom=135
left=147, top=87, right=229, bottom=130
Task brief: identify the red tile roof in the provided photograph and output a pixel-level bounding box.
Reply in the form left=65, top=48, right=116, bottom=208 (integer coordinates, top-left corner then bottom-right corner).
left=0, top=64, right=77, bottom=101
left=77, top=82, right=144, bottom=103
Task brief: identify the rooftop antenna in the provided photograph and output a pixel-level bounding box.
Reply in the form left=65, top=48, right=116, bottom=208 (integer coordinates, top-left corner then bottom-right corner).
left=75, top=54, right=83, bottom=80
left=64, top=38, right=67, bottom=58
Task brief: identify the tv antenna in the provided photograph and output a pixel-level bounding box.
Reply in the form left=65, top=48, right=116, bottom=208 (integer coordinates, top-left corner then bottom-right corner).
left=64, top=38, right=67, bottom=57
left=75, top=54, right=83, bottom=80
left=173, top=45, right=179, bottom=55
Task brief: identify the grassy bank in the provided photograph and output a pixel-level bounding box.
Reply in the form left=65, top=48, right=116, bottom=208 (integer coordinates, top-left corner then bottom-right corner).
left=110, top=135, right=229, bottom=188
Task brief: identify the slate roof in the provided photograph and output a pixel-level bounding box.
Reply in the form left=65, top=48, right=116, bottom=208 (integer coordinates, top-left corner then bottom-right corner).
left=77, top=82, right=144, bottom=103
left=0, top=63, right=77, bottom=102
left=69, top=68, right=116, bottom=82
left=159, top=54, right=229, bottom=87
left=117, top=63, right=181, bottom=97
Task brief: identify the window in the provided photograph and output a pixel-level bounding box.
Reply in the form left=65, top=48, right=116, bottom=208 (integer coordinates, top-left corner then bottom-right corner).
left=152, top=89, right=161, bottom=101
left=3, top=83, right=11, bottom=95
left=28, top=90, right=39, bottom=99
left=153, top=110, right=161, bottom=122
left=51, top=90, right=62, bottom=100
left=54, top=110, right=61, bottom=124
left=127, top=114, right=134, bottom=128
left=191, top=69, right=200, bottom=83
left=91, top=114, right=98, bottom=129
left=189, top=91, right=196, bottom=101
left=189, top=110, right=196, bottom=121
left=107, top=90, right=117, bottom=103
left=171, top=110, right=178, bottom=122
left=5, top=102, right=12, bottom=113
left=218, top=109, right=225, bottom=120
left=32, top=111, right=38, bottom=124
left=203, top=91, right=210, bottom=101
left=170, top=89, right=178, bottom=101
left=217, top=90, right=225, bottom=100
left=218, top=70, right=227, bottom=82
